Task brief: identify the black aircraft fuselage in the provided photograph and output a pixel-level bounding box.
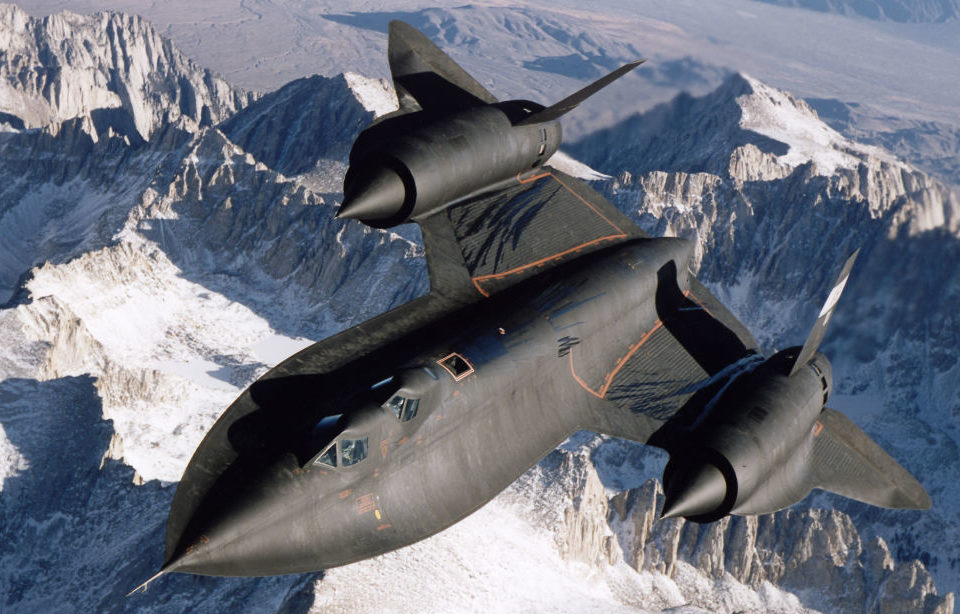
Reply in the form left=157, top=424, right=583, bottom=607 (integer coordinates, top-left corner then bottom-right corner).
left=144, top=21, right=929, bottom=586
left=168, top=239, right=694, bottom=574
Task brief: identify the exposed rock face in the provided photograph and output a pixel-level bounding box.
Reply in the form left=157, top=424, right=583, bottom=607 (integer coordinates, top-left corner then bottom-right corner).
left=526, top=444, right=954, bottom=614
left=219, top=73, right=394, bottom=187
left=0, top=3, right=253, bottom=139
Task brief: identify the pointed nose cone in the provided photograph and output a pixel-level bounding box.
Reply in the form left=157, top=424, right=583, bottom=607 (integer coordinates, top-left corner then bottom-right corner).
left=661, top=462, right=727, bottom=520
left=163, top=457, right=321, bottom=576
left=337, top=166, right=406, bottom=222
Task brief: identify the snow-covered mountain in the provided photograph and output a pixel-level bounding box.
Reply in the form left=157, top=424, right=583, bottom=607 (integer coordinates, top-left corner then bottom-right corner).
left=0, top=4, right=956, bottom=613
left=0, top=4, right=253, bottom=138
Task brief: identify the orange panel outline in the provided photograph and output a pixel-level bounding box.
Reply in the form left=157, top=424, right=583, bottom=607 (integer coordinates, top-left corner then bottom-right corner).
left=437, top=352, right=475, bottom=381
left=550, top=173, right=627, bottom=236
left=812, top=420, right=824, bottom=437
left=570, top=321, right=664, bottom=399
left=517, top=170, right=552, bottom=184
left=471, top=173, right=628, bottom=298
left=569, top=290, right=701, bottom=399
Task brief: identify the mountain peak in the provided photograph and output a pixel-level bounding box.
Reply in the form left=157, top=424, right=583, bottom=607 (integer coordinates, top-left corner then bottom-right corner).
left=573, top=71, right=902, bottom=181
left=0, top=3, right=254, bottom=140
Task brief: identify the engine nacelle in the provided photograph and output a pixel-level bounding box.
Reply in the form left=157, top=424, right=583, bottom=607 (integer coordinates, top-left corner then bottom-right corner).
left=661, top=348, right=833, bottom=522
left=339, top=102, right=562, bottom=228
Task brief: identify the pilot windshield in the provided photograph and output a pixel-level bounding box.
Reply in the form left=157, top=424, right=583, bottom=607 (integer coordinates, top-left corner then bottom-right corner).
left=314, top=445, right=337, bottom=468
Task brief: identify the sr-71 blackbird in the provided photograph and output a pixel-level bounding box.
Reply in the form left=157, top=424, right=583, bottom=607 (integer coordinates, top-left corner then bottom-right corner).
left=140, top=21, right=930, bottom=585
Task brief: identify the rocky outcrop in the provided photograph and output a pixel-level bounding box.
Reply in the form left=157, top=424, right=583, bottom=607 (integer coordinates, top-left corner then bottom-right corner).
left=526, top=446, right=954, bottom=614
left=124, top=124, right=427, bottom=339
left=0, top=3, right=253, bottom=139
left=219, top=73, right=392, bottom=183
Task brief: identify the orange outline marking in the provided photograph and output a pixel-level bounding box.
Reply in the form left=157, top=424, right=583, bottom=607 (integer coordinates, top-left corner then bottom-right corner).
left=437, top=352, right=475, bottom=381
left=813, top=420, right=824, bottom=437
left=550, top=173, right=626, bottom=235
left=567, top=291, right=713, bottom=398
left=517, top=170, right=551, bottom=184
left=471, top=173, right=627, bottom=297
left=376, top=523, right=393, bottom=531
left=570, top=321, right=663, bottom=398
left=338, top=489, right=352, bottom=499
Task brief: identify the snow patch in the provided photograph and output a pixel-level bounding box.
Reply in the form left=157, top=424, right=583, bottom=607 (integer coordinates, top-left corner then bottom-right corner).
left=344, top=72, right=399, bottom=118
left=737, top=74, right=893, bottom=176
left=0, top=424, right=27, bottom=492
left=252, top=334, right=314, bottom=366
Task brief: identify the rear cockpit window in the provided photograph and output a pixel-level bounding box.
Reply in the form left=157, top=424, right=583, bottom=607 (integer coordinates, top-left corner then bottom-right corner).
left=341, top=437, right=368, bottom=466
left=386, top=395, right=419, bottom=422
left=438, top=352, right=474, bottom=381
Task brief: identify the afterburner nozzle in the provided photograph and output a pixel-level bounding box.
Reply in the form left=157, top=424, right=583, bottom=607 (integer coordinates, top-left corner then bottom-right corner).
left=661, top=462, right=727, bottom=520
left=337, top=166, right=406, bottom=222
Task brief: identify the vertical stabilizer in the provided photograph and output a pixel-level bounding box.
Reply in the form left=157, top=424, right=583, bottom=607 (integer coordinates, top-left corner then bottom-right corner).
left=516, top=60, right=644, bottom=126
left=388, top=20, right=498, bottom=113
left=789, top=250, right=859, bottom=376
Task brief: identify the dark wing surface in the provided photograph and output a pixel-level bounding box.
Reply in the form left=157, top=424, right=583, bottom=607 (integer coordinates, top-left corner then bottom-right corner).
left=416, top=166, right=761, bottom=442
left=420, top=167, right=644, bottom=297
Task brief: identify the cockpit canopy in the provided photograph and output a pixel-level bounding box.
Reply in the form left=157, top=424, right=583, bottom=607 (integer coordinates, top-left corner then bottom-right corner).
left=313, top=435, right=369, bottom=469
left=385, top=394, right=419, bottom=422
left=306, top=367, right=437, bottom=470
left=309, top=413, right=370, bottom=469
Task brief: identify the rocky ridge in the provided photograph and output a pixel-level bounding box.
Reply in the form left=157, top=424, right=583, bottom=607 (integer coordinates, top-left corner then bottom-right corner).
left=0, top=3, right=253, bottom=139
left=506, top=441, right=954, bottom=614
left=0, top=6, right=955, bottom=613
